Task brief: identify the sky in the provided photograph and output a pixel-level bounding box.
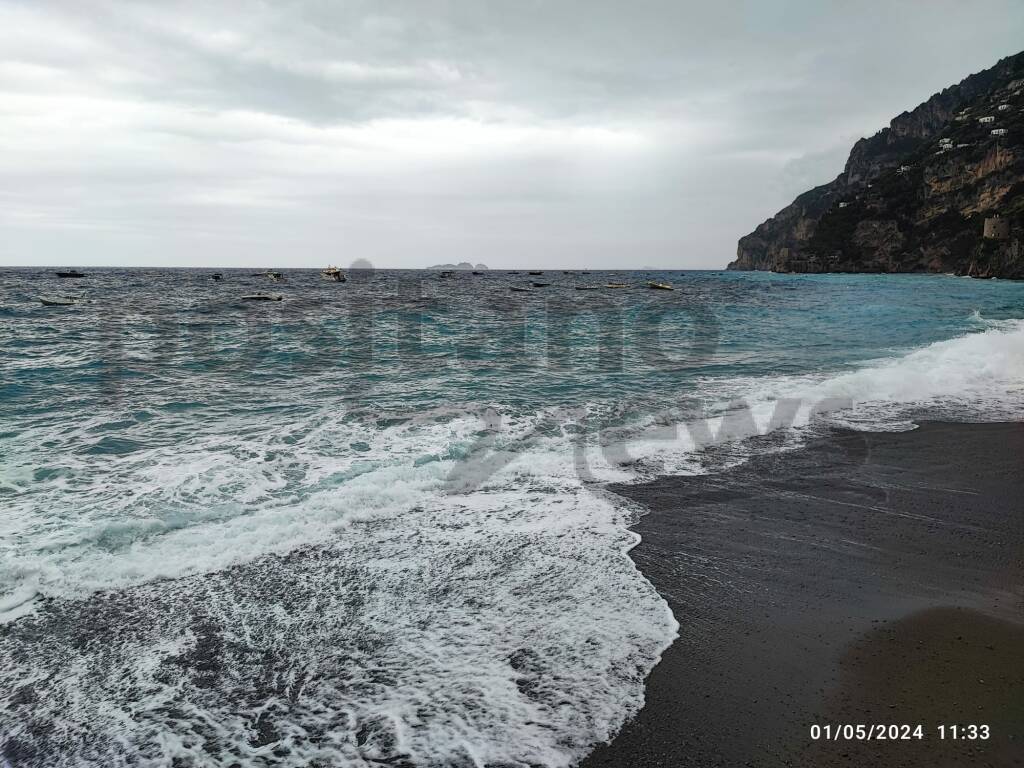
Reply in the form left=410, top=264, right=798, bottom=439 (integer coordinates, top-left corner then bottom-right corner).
left=1, top=1, right=1023, bottom=270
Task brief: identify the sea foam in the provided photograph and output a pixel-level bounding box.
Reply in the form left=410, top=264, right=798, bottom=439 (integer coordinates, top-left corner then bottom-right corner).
left=1, top=310, right=1022, bottom=766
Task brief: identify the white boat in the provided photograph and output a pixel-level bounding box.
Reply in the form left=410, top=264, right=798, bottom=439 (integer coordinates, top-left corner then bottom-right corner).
left=321, top=266, right=346, bottom=282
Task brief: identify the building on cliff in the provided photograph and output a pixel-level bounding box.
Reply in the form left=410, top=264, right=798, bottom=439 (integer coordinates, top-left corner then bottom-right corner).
left=984, top=215, right=1010, bottom=239
left=727, top=50, right=1024, bottom=279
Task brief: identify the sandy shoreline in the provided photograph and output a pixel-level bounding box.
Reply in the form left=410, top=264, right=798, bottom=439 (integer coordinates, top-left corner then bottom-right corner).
left=581, top=421, right=1024, bottom=768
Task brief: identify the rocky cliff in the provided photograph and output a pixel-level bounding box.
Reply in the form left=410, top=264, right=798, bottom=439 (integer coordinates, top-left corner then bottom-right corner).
left=728, top=51, right=1024, bottom=279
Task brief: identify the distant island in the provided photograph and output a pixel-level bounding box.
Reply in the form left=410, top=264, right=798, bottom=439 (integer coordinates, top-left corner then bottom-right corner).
left=729, top=51, right=1024, bottom=279
left=427, top=262, right=488, bottom=270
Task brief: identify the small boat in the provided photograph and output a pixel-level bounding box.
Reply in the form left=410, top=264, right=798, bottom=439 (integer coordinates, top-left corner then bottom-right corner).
left=211, top=273, right=223, bottom=281
left=472, top=271, right=483, bottom=275
left=321, top=266, right=346, bottom=282
left=647, top=281, right=674, bottom=290
left=439, top=271, right=455, bottom=278
left=40, top=295, right=78, bottom=306
left=510, top=286, right=533, bottom=293
left=266, top=271, right=283, bottom=281
left=509, top=271, right=521, bottom=275
left=575, top=285, right=601, bottom=290
left=242, top=293, right=283, bottom=301
left=531, top=281, right=551, bottom=287
left=55, top=270, right=85, bottom=278
left=528, top=271, right=544, bottom=276
left=605, top=283, right=629, bottom=288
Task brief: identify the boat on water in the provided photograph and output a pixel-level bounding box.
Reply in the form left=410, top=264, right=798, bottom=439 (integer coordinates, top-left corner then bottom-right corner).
left=528, top=271, right=544, bottom=276
left=321, top=266, right=346, bottom=282
left=647, top=281, right=674, bottom=290
left=605, top=282, right=629, bottom=288
left=55, top=270, right=85, bottom=278
left=439, top=271, right=456, bottom=278
left=211, top=273, right=223, bottom=281
left=242, top=294, right=283, bottom=301
left=510, top=286, right=533, bottom=293
left=265, top=271, right=283, bottom=281
left=575, top=285, right=601, bottom=290
left=39, top=296, right=79, bottom=306
left=472, top=271, right=483, bottom=275
left=531, top=281, right=551, bottom=287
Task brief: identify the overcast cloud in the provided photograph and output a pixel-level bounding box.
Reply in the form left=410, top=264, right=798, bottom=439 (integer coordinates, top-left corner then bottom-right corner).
left=1, top=0, right=1023, bottom=269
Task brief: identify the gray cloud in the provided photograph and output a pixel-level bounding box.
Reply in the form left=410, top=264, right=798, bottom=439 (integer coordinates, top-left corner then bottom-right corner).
left=1, top=0, right=1023, bottom=269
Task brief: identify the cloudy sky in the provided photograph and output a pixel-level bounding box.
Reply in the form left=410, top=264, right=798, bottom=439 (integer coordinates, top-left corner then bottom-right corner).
left=2, top=1, right=1023, bottom=269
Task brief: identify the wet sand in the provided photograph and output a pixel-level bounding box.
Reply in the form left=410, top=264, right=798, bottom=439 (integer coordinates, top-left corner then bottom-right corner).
left=581, top=422, right=1024, bottom=768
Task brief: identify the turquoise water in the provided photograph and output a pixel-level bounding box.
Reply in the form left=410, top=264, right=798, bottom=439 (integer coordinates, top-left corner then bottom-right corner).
left=4, top=270, right=1022, bottom=414
left=1, top=268, right=1023, bottom=767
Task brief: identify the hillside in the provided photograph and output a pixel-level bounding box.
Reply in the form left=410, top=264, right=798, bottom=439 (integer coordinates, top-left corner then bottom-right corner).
left=728, top=52, right=1024, bottom=279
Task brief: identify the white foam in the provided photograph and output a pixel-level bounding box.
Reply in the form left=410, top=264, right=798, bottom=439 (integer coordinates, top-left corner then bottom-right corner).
left=0, top=404, right=677, bottom=766
left=1, top=318, right=1022, bottom=766
left=762, top=317, right=1024, bottom=428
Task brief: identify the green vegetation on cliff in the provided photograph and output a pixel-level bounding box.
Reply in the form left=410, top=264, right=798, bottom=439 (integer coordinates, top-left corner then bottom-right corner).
left=729, top=51, right=1024, bottom=279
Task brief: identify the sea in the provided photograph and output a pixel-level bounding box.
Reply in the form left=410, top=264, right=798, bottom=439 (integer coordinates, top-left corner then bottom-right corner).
left=1, top=267, right=1023, bottom=767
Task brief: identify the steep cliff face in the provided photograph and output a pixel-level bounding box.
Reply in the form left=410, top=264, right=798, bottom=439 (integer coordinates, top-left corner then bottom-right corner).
left=729, top=52, right=1024, bottom=279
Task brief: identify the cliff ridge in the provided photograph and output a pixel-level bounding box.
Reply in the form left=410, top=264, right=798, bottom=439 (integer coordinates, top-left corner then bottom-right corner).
left=728, top=52, right=1024, bottom=279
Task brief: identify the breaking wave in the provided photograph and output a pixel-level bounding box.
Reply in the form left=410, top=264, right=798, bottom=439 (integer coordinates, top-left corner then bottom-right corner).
left=1, top=269, right=1022, bottom=767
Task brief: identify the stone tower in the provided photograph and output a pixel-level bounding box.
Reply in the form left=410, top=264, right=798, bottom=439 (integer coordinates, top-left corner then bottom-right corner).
left=983, top=215, right=1010, bottom=240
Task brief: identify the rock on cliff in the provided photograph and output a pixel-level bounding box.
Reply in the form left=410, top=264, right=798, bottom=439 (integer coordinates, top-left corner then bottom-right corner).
left=728, top=51, right=1024, bottom=279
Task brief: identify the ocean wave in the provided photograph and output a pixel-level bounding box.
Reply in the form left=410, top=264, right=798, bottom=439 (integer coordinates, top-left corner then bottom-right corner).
left=576, top=318, right=1024, bottom=479
left=0, top=404, right=677, bottom=767
left=2, top=304, right=1023, bottom=765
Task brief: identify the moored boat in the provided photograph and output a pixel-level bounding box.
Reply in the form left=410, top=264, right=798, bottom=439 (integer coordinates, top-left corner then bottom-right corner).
left=321, top=266, right=346, bottom=282
left=39, top=295, right=79, bottom=306
left=647, top=281, right=674, bottom=290
left=55, top=270, right=85, bottom=278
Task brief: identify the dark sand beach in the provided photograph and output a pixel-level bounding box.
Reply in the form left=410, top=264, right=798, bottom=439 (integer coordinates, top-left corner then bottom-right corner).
left=582, top=421, right=1024, bottom=768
